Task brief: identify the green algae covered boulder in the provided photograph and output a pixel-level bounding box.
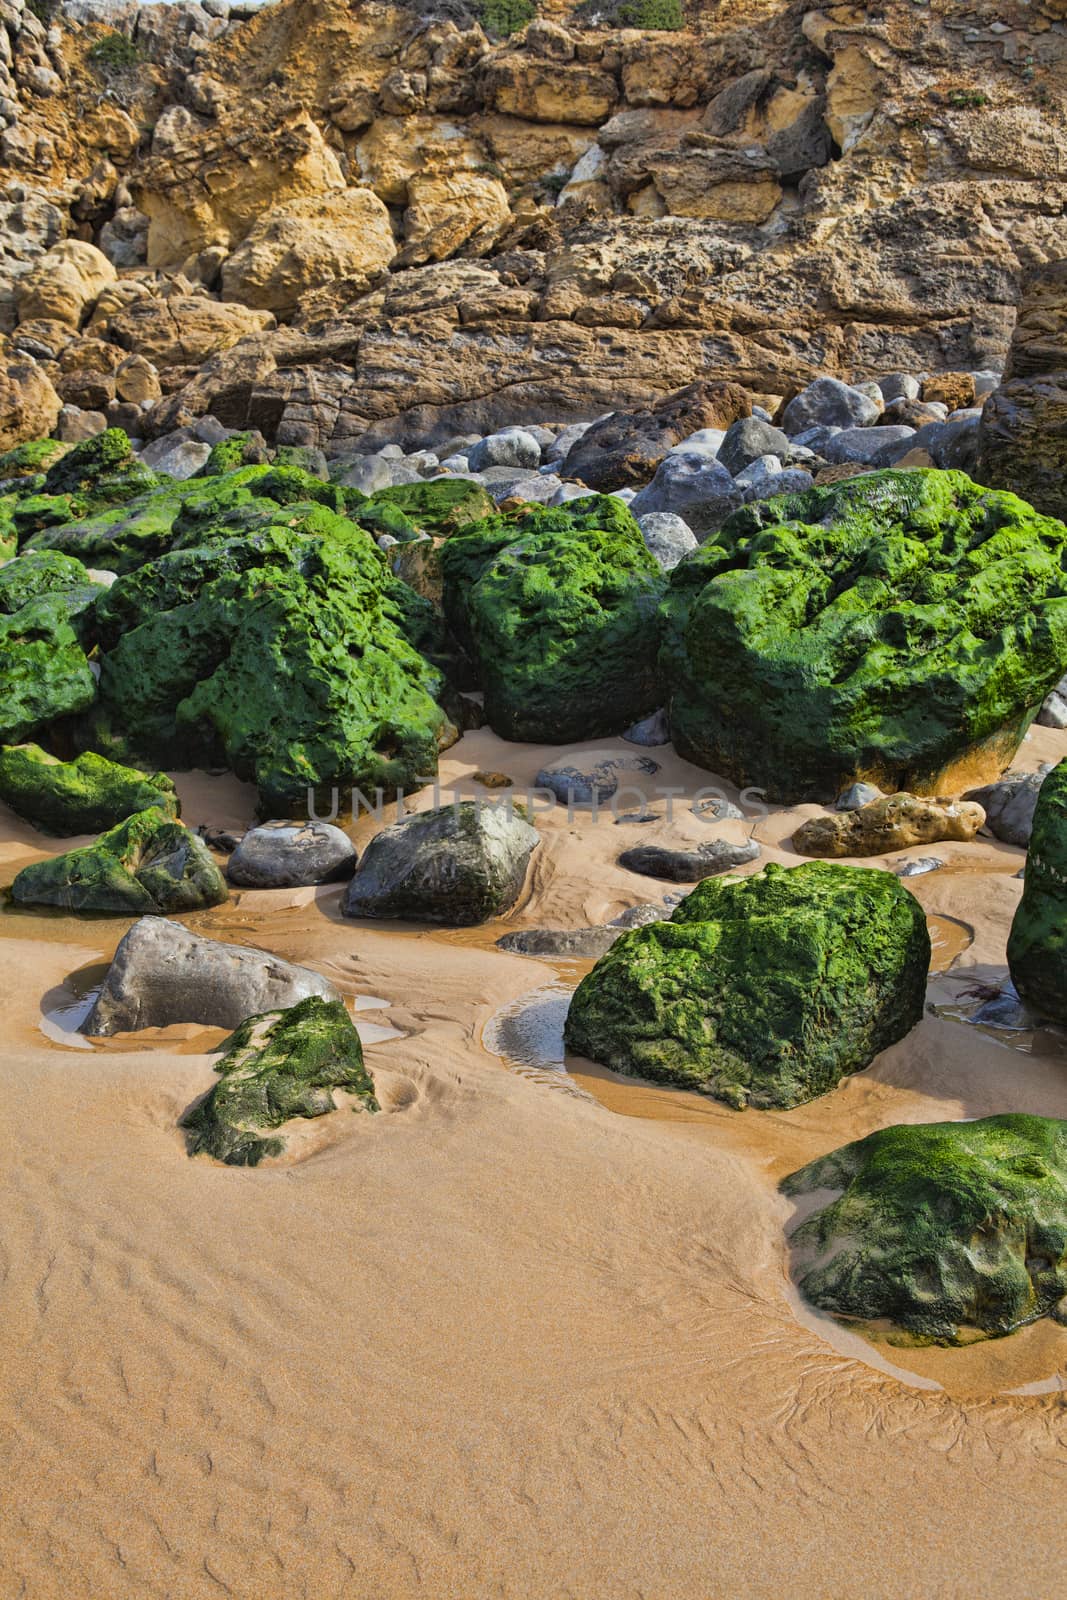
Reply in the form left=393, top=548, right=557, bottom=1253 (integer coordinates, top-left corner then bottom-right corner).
left=0, top=745, right=178, bottom=835
left=181, top=995, right=379, bottom=1166
left=0, top=552, right=102, bottom=745
left=564, top=860, right=929, bottom=1108
left=23, top=464, right=339, bottom=575
left=365, top=479, right=496, bottom=537
left=92, top=518, right=450, bottom=814
left=439, top=495, right=667, bottom=742
left=662, top=469, right=1067, bottom=803
left=10, top=805, right=227, bottom=913
left=1008, top=758, right=1067, bottom=1022
left=0, top=438, right=68, bottom=482
left=40, top=427, right=157, bottom=507
left=783, top=1114, right=1067, bottom=1341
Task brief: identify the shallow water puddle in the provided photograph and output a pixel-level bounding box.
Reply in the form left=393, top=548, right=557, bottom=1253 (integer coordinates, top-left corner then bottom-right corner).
left=482, top=983, right=595, bottom=1100
left=926, top=912, right=973, bottom=973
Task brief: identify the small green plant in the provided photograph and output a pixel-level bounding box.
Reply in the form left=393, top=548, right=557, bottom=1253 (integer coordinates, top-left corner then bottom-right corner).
left=26, top=0, right=59, bottom=23
left=541, top=171, right=569, bottom=196
left=88, top=32, right=142, bottom=77
left=478, top=0, right=535, bottom=35
left=947, top=88, right=988, bottom=109
left=616, top=0, right=683, bottom=28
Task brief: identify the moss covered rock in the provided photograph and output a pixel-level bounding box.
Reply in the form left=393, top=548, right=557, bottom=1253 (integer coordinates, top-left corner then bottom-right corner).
left=0, top=745, right=178, bottom=835
left=783, top=1114, right=1067, bottom=1341
left=0, top=552, right=102, bottom=745
left=1007, top=759, right=1067, bottom=1021
left=564, top=860, right=930, bottom=1108
left=181, top=995, right=379, bottom=1167
left=40, top=427, right=157, bottom=508
left=365, top=479, right=496, bottom=537
left=0, top=438, right=68, bottom=482
left=24, top=464, right=340, bottom=575
left=10, top=805, right=227, bottom=913
left=662, top=470, right=1067, bottom=803
left=440, top=496, right=667, bottom=742
left=92, top=518, right=450, bottom=813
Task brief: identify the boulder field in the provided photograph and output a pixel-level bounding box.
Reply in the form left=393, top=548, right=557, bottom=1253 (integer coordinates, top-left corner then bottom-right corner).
left=4, top=428, right=1067, bottom=817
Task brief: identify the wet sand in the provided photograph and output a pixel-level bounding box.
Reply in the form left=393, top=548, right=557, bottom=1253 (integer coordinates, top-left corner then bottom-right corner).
left=2, top=729, right=1067, bottom=1597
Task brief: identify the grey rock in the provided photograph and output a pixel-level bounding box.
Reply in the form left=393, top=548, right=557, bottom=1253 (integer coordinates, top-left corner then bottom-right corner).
left=468, top=428, right=542, bottom=472
left=482, top=468, right=563, bottom=504
left=692, top=795, right=744, bottom=822
left=791, top=424, right=841, bottom=450
left=637, top=511, right=696, bottom=570
left=618, top=837, right=761, bottom=881
left=623, top=707, right=670, bottom=746
left=536, top=755, right=660, bottom=807
left=823, top=425, right=915, bottom=465
left=439, top=454, right=470, bottom=473
left=549, top=482, right=595, bottom=506
left=964, top=767, right=1050, bottom=848
left=227, top=820, right=357, bottom=888
left=609, top=903, right=671, bottom=928
left=1037, top=673, right=1067, bottom=729
left=668, top=427, right=725, bottom=459
left=342, top=801, right=539, bottom=925
left=83, top=915, right=339, bottom=1036
left=895, top=857, right=945, bottom=878
left=741, top=468, right=815, bottom=502
left=335, top=453, right=420, bottom=495
left=545, top=419, right=597, bottom=463
left=734, top=453, right=782, bottom=486
left=877, top=373, right=921, bottom=404
left=497, top=926, right=624, bottom=959
left=719, top=417, right=790, bottom=475
left=782, top=378, right=881, bottom=434
left=148, top=439, right=213, bottom=480
left=970, top=980, right=1031, bottom=1031
left=836, top=781, right=883, bottom=811
left=628, top=452, right=742, bottom=538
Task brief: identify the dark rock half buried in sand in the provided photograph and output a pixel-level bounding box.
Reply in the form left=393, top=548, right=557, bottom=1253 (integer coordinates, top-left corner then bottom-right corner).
left=182, top=996, right=379, bottom=1168
left=783, top=1114, right=1067, bottom=1342
left=618, top=838, right=760, bottom=881
left=564, top=861, right=929, bottom=1109
left=1008, top=759, right=1067, bottom=1024
left=227, top=821, right=357, bottom=888
left=82, top=915, right=340, bottom=1035
left=343, top=801, right=539, bottom=925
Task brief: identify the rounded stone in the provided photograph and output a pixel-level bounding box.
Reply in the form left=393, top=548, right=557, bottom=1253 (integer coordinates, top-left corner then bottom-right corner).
left=227, top=821, right=358, bottom=887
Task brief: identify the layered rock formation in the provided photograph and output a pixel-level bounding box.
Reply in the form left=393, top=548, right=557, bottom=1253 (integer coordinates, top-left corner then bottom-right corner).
left=0, top=0, right=1061, bottom=449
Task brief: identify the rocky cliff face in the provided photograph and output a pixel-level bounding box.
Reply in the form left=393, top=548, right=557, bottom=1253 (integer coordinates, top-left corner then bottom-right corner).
left=0, top=0, right=1064, bottom=448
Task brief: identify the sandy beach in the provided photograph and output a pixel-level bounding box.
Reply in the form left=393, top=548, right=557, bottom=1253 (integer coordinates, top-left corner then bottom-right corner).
left=1, top=724, right=1066, bottom=1599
